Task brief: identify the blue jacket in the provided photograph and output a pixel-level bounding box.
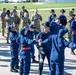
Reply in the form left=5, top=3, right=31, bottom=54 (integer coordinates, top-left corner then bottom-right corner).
left=58, top=15, right=67, bottom=26
left=71, top=20, right=76, bottom=32
left=36, top=31, right=52, bottom=53
left=50, top=21, right=63, bottom=34
left=9, top=31, right=19, bottom=51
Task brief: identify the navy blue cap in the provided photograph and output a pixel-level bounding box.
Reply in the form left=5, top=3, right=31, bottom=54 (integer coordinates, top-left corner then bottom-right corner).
left=60, top=9, right=66, bottom=13
left=29, top=24, right=35, bottom=29
left=50, top=9, right=55, bottom=13
left=42, top=22, right=50, bottom=28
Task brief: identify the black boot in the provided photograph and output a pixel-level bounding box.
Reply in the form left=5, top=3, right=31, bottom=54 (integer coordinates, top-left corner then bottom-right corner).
left=15, top=65, right=19, bottom=69
left=32, top=59, right=39, bottom=63
left=39, top=70, right=42, bottom=75
left=10, top=68, right=18, bottom=73
left=71, top=50, right=76, bottom=55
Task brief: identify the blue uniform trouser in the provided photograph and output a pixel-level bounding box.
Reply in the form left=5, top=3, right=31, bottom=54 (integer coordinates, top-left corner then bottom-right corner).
left=49, top=60, right=64, bottom=75
left=31, top=45, right=35, bottom=60
left=39, top=52, right=50, bottom=71
left=19, top=50, right=31, bottom=75
left=10, top=49, right=18, bottom=69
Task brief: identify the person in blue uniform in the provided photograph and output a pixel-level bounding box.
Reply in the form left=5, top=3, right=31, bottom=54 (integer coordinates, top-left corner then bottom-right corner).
left=50, top=18, right=63, bottom=34
left=27, top=24, right=39, bottom=63
left=8, top=25, right=19, bottom=72
left=36, top=21, right=52, bottom=75
left=58, top=9, right=67, bottom=28
left=48, top=9, right=55, bottom=23
left=39, top=28, right=76, bottom=75
left=70, top=16, right=76, bottom=55
left=18, top=26, right=36, bottom=75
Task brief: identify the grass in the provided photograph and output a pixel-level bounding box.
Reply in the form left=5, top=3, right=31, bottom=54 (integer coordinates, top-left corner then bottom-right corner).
left=0, top=2, right=76, bottom=38
left=0, top=2, right=76, bottom=10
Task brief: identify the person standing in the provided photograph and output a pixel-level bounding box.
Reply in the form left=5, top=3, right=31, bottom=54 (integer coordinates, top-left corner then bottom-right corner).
left=5, top=10, right=13, bottom=43
left=48, top=9, right=55, bottom=23
left=70, top=16, right=76, bottom=55
left=68, top=10, right=75, bottom=42
left=36, top=22, right=52, bottom=75
left=58, top=9, right=67, bottom=28
left=11, top=6, right=17, bottom=16
left=22, top=12, right=31, bottom=29
left=39, top=28, right=76, bottom=75
left=27, top=24, right=39, bottom=63
left=18, top=26, right=36, bottom=75
left=20, top=6, right=29, bottom=20
left=8, top=25, right=19, bottom=72
left=1, top=7, right=6, bottom=36
left=12, top=10, right=20, bottom=33
left=31, top=9, right=42, bottom=32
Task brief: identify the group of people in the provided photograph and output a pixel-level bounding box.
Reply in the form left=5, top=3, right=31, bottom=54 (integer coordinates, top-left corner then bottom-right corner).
left=0, top=5, right=76, bottom=75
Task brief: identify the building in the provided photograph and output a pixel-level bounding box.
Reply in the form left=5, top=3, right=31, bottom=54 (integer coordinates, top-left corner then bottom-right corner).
left=38, top=0, right=76, bottom=2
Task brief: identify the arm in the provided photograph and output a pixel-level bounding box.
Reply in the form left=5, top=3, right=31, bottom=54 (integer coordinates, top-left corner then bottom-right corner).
left=63, top=39, right=76, bottom=50
left=25, top=37, right=36, bottom=45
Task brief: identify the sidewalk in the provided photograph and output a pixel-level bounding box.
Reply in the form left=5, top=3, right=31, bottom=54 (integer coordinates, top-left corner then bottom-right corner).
left=0, top=33, right=76, bottom=75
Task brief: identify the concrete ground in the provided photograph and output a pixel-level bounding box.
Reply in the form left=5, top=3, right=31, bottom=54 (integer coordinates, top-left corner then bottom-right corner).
left=0, top=33, right=76, bottom=75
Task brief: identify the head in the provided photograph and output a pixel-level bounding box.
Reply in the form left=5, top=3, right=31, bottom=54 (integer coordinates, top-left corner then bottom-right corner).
left=42, top=22, right=50, bottom=33
left=51, top=14, right=57, bottom=19
left=29, top=24, right=36, bottom=32
left=22, top=6, right=25, bottom=10
left=8, top=25, right=16, bottom=32
left=2, top=8, right=6, bottom=12
left=24, top=12, right=28, bottom=18
left=60, top=9, right=66, bottom=15
left=14, top=6, right=17, bottom=10
left=20, top=26, right=27, bottom=36
left=50, top=9, right=55, bottom=15
left=55, top=18, right=60, bottom=24
left=71, top=8, right=75, bottom=13
left=14, top=17, right=20, bottom=25
left=69, top=10, right=73, bottom=16
left=12, top=10, right=17, bottom=16
left=58, top=28, right=68, bottom=37
left=6, top=10, right=10, bottom=16
left=33, top=9, right=38, bottom=14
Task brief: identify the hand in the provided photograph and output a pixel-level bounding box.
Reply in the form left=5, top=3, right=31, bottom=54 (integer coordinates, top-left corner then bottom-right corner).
left=38, top=39, right=42, bottom=42
left=39, top=42, right=41, bottom=46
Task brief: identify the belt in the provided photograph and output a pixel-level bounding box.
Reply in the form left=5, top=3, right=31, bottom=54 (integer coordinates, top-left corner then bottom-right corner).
left=72, top=32, right=76, bottom=34
left=21, top=47, right=30, bottom=50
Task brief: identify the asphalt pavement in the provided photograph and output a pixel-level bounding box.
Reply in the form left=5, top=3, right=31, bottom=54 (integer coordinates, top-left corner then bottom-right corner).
left=0, top=33, right=76, bottom=75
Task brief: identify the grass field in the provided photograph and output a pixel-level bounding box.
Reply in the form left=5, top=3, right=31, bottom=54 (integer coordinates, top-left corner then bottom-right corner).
left=0, top=2, right=76, bottom=10
left=0, top=2, right=76, bottom=38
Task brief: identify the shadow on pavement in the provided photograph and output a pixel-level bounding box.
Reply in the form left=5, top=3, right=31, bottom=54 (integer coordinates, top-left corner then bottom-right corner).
left=0, top=50, right=10, bottom=57
left=0, top=59, right=10, bottom=62
left=0, top=65, right=9, bottom=67
left=64, top=71, right=72, bottom=75
left=0, top=43, right=10, bottom=48
left=65, top=59, right=76, bottom=63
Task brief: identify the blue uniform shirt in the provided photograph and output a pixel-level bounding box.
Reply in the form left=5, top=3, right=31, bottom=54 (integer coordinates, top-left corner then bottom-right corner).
left=36, top=31, right=52, bottom=53
left=58, top=15, right=67, bottom=26
left=71, top=20, right=76, bottom=32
